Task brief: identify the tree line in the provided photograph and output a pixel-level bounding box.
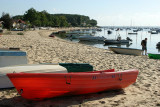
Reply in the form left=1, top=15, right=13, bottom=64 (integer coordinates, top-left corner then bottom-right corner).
left=0, top=8, right=97, bottom=29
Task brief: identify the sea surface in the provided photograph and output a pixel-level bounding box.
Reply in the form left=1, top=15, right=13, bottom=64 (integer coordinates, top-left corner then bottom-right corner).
left=58, top=27, right=160, bottom=54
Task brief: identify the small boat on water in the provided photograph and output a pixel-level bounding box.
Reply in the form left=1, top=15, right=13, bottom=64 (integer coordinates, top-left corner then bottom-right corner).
left=78, top=35, right=106, bottom=41
left=0, top=63, right=93, bottom=89
left=133, top=29, right=138, bottom=32
left=7, top=69, right=139, bottom=100
left=104, top=39, right=129, bottom=44
left=156, top=42, right=160, bottom=47
left=104, top=40, right=130, bottom=44
left=150, top=31, right=158, bottom=34
left=128, top=32, right=137, bottom=35
left=107, top=30, right=112, bottom=34
left=148, top=53, right=160, bottom=59
left=108, top=47, right=143, bottom=56
left=104, top=37, right=132, bottom=44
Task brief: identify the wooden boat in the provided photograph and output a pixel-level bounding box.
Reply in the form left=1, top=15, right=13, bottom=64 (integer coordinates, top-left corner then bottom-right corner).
left=0, top=48, right=27, bottom=67
left=0, top=63, right=93, bottom=89
left=148, top=53, right=160, bottom=59
left=108, top=47, right=143, bottom=56
left=7, top=69, right=139, bottom=100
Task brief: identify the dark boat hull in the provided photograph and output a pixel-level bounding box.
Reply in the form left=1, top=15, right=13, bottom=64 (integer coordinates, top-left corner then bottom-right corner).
left=104, top=40, right=129, bottom=44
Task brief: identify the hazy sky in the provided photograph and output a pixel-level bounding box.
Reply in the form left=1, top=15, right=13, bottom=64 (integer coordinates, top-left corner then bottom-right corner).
left=1, top=0, right=160, bottom=26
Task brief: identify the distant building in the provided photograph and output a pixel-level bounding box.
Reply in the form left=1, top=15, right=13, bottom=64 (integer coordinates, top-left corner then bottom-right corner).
left=12, top=19, right=26, bottom=29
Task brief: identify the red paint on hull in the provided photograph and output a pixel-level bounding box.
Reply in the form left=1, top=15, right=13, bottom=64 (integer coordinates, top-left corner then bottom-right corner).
left=7, top=69, right=138, bottom=100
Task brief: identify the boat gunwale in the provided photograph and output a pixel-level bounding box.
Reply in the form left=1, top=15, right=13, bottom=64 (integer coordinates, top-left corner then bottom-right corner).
left=108, top=47, right=143, bottom=51
left=7, top=69, right=138, bottom=78
left=148, top=53, right=160, bottom=55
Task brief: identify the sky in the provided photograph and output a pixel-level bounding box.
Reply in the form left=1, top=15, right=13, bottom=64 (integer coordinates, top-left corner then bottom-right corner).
left=0, top=0, right=160, bottom=26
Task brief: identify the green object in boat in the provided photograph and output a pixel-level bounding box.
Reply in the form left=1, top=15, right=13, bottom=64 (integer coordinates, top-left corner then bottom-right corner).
left=148, top=53, right=160, bottom=59
left=59, top=63, right=93, bottom=72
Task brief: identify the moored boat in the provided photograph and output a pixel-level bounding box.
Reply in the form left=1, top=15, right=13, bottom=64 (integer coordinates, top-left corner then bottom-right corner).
left=156, top=42, right=160, bottom=47
left=104, top=39, right=130, bottom=44
left=150, top=31, right=158, bottom=34
left=108, top=47, right=143, bottom=56
left=7, top=69, right=139, bottom=100
left=128, top=32, right=137, bottom=35
left=0, top=63, right=93, bottom=89
left=104, top=36, right=132, bottom=44
left=78, top=35, right=106, bottom=41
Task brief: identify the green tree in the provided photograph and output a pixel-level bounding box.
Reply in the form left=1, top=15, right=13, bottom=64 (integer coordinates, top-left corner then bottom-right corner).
left=12, top=15, right=24, bottom=20
left=0, top=12, right=13, bottom=29
left=39, top=11, right=48, bottom=26
left=59, top=16, right=68, bottom=27
left=24, top=8, right=40, bottom=26
left=53, top=16, right=61, bottom=27
left=14, top=8, right=97, bottom=27
left=89, top=19, right=97, bottom=26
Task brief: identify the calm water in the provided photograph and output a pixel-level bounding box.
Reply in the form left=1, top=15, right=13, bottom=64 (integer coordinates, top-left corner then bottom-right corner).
left=59, top=28, right=160, bottom=54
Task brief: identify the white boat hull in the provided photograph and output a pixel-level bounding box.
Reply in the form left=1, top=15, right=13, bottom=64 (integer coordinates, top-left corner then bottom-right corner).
left=109, top=47, right=143, bottom=56
left=0, top=64, right=67, bottom=88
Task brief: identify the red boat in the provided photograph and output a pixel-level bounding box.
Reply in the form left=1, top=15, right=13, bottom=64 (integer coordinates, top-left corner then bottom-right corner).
left=7, top=69, right=138, bottom=100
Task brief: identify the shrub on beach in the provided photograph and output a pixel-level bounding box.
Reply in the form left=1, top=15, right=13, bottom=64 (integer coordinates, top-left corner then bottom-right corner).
left=17, top=32, right=24, bottom=35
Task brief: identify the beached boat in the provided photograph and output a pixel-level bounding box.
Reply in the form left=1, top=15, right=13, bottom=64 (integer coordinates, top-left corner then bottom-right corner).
left=148, top=53, right=160, bottom=59
left=108, top=47, right=143, bottom=56
left=49, top=34, right=55, bottom=37
left=7, top=69, right=139, bottom=100
left=78, top=35, right=106, bottom=41
left=0, top=63, right=93, bottom=89
left=0, top=48, right=28, bottom=67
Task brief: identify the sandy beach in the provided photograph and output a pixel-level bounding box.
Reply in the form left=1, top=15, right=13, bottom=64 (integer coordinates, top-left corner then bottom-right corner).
left=0, top=28, right=160, bottom=107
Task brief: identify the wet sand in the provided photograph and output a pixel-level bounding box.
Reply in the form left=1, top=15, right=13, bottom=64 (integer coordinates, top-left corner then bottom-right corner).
left=0, top=29, right=160, bottom=107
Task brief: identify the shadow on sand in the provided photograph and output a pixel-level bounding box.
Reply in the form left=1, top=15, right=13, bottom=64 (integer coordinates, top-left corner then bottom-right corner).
left=0, top=89, right=125, bottom=107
